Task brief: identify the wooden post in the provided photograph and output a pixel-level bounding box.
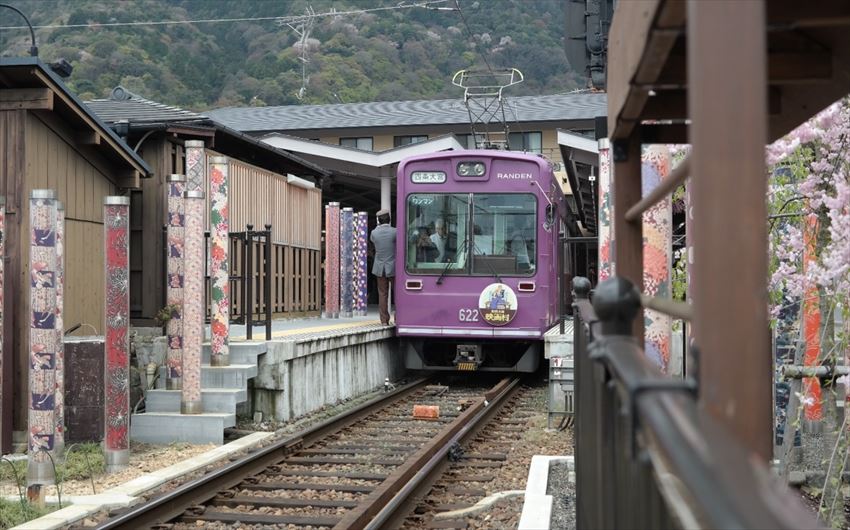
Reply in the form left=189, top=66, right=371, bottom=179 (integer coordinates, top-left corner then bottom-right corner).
left=27, top=189, right=57, bottom=490
left=209, top=157, right=229, bottom=366
left=166, top=174, right=185, bottom=390
left=182, top=140, right=205, bottom=415
left=103, top=196, right=130, bottom=473
left=612, top=130, right=644, bottom=339
left=688, top=0, right=771, bottom=460
left=0, top=197, right=5, bottom=455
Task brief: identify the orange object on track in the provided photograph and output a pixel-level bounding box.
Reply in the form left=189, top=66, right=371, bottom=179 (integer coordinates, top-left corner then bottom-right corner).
left=413, top=405, right=440, bottom=419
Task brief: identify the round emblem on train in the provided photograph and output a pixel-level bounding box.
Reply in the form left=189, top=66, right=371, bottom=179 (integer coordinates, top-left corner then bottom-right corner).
left=478, top=283, right=518, bottom=326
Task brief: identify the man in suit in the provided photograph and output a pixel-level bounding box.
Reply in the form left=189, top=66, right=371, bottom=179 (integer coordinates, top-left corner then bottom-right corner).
left=370, top=208, right=397, bottom=325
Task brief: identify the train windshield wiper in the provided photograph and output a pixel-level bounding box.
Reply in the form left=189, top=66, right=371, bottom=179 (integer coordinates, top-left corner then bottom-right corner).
left=472, top=241, right=502, bottom=284
left=436, top=234, right=468, bottom=285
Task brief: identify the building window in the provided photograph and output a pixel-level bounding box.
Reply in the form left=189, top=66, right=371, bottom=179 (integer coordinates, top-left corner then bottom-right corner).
left=394, top=135, right=428, bottom=147
left=508, top=131, right=542, bottom=153
left=340, top=137, right=373, bottom=151
left=456, top=133, right=485, bottom=149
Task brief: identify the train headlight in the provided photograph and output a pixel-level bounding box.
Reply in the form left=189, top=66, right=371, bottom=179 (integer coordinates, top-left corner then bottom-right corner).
left=457, top=161, right=486, bottom=177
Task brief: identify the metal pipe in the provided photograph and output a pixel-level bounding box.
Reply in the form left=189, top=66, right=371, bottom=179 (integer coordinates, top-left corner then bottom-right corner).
left=0, top=4, right=37, bottom=56
left=781, top=365, right=850, bottom=379
left=624, top=155, right=690, bottom=222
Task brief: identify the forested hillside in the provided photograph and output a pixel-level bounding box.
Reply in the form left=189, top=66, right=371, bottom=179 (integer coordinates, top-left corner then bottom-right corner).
left=0, top=0, right=581, bottom=110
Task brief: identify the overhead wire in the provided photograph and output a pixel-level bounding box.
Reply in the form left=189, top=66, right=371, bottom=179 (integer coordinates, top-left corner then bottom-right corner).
left=0, top=0, right=449, bottom=30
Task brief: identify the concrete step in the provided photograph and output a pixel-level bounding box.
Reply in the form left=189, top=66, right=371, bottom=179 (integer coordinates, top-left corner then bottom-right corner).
left=145, top=388, right=247, bottom=413
left=201, top=364, right=257, bottom=388
left=130, top=412, right=235, bottom=445
left=202, top=342, right=267, bottom=365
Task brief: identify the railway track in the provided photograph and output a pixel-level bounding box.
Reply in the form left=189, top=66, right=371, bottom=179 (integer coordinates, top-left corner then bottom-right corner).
left=90, top=376, right=522, bottom=529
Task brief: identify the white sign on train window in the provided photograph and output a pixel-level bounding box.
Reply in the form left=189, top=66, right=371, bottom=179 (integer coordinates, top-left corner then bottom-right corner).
left=411, top=171, right=446, bottom=184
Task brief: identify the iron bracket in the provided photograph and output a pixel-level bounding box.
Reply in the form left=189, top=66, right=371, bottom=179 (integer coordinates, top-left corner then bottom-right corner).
left=627, top=378, right=698, bottom=459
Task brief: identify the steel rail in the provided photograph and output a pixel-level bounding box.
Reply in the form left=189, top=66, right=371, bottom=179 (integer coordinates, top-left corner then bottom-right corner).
left=362, top=377, right=522, bottom=530
left=333, top=377, right=519, bottom=529
left=94, top=377, right=431, bottom=530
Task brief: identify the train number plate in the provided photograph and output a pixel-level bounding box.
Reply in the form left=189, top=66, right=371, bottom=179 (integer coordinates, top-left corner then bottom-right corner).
left=458, top=308, right=479, bottom=322
left=456, top=362, right=478, bottom=371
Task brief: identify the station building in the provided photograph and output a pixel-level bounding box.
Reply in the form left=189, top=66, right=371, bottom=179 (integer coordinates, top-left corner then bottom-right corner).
left=207, top=93, right=607, bottom=235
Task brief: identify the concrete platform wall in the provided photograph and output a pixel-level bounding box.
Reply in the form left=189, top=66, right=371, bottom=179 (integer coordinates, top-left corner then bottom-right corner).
left=252, top=326, right=402, bottom=421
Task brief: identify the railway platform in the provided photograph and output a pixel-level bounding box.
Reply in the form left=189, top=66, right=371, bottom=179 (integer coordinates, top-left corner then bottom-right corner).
left=131, top=309, right=399, bottom=445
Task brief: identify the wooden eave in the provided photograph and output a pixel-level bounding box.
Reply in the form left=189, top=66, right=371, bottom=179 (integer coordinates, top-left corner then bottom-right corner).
left=607, top=0, right=850, bottom=143
left=0, top=60, right=151, bottom=188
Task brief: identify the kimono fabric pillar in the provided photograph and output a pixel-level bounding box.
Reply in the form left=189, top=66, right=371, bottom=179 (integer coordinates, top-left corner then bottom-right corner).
left=641, top=146, right=673, bottom=373
left=324, top=202, right=340, bottom=318
left=597, top=138, right=614, bottom=281
left=54, top=202, right=65, bottom=457
left=340, top=207, right=354, bottom=318
left=104, top=196, right=130, bottom=473
left=27, top=190, right=58, bottom=495
left=351, top=213, right=363, bottom=316
left=166, top=174, right=186, bottom=390
left=802, top=213, right=823, bottom=425
left=182, top=139, right=206, bottom=414
left=209, top=157, right=229, bottom=366
left=356, top=212, right=368, bottom=316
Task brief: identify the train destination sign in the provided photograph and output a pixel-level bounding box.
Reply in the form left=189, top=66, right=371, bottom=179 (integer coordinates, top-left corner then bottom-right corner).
left=411, top=171, right=446, bottom=184
left=478, top=283, right=518, bottom=326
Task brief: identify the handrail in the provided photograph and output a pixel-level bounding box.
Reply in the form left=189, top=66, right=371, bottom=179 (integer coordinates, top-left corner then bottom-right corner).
left=640, top=294, right=693, bottom=321
left=624, top=155, right=690, bottom=222
left=572, top=275, right=821, bottom=529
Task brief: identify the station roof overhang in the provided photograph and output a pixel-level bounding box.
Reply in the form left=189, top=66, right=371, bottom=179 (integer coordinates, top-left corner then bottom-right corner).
left=607, top=1, right=850, bottom=145
left=558, top=129, right=600, bottom=235
left=260, top=133, right=467, bottom=205
left=0, top=57, right=152, bottom=188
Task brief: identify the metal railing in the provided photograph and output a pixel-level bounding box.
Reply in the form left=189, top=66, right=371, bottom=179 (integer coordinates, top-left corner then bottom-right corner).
left=572, top=276, right=819, bottom=529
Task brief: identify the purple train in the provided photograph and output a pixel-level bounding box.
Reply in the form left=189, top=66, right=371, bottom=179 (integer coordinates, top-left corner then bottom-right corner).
left=395, top=150, right=566, bottom=372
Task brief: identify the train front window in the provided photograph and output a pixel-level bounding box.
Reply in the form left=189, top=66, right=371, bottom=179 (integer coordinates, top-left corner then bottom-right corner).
left=405, top=193, right=470, bottom=274
left=471, top=194, right=536, bottom=276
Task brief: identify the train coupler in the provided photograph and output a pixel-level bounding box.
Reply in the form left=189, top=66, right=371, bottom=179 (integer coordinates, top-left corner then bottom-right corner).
left=454, top=344, right=483, bottom=371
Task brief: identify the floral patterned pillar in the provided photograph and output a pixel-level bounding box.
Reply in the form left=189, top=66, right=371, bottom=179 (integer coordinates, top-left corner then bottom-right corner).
left=54, top=202, right=65, bottom=457
left=209, top=157, right=229, bottom=366
left=104, top=196, right=130, bottom=473
left=166, top=174, right=185, bottom=389
left=324, top=202, right=340, bottom=318
left=802, top=213, right=823, bottom=422
left=597, top=138, right=614, bottom=282
left=182, top=140, right=205, bottom=415
left=641, top=146, right=672, bottom=373
left=340, top=207, right=354, bottom=318
left=27, top=190, right=58, bottom=487
left=356, top=212, right=368, bottom=316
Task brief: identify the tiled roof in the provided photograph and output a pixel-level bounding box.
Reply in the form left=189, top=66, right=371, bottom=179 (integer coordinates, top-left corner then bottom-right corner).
left=206, top=93, right=607, bottom=132
left=85, top=86, right=207, bottom=124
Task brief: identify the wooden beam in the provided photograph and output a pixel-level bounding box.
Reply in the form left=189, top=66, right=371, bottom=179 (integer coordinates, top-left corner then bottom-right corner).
left=611, top=130, right=644, bottom=340
left=0, top=88, right=53, bottom=110
left=640, top=123, right=688, bottom=144
left=117, top=170, right=141, bottom=190
left=75, top=131, right=100, bottom=146
left=768, top=0, right=850, bottom=28
left=688, top=0, right=771, bottom=461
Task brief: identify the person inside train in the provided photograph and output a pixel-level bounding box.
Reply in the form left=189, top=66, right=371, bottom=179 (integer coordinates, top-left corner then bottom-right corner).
left=415, top=226, right=439, bottom=262
left=508, top=216, right=532, bottom=272
left=430, top=218, right=449, bottom=262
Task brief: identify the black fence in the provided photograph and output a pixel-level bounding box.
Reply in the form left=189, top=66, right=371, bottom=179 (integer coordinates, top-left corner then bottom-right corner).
left=572, top=276, right=818, bottom=529
left=162, top=224, right=272, bottom=341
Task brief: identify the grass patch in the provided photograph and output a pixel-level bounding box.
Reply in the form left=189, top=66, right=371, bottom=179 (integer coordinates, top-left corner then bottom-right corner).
left=0, top=498, right=56, bottom=528
left=0, top=443, right=105, bottom=489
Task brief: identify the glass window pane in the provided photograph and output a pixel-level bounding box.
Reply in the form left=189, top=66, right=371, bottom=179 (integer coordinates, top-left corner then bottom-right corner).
left=471, top=194, right=536, bottom=276
left=340, top=137, right=357, bottom=148
left=357, top=137, right=373, bottom=151
left=527, top=132, right=542, bottom=153
left=405, top=194, right=469, bottom=275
